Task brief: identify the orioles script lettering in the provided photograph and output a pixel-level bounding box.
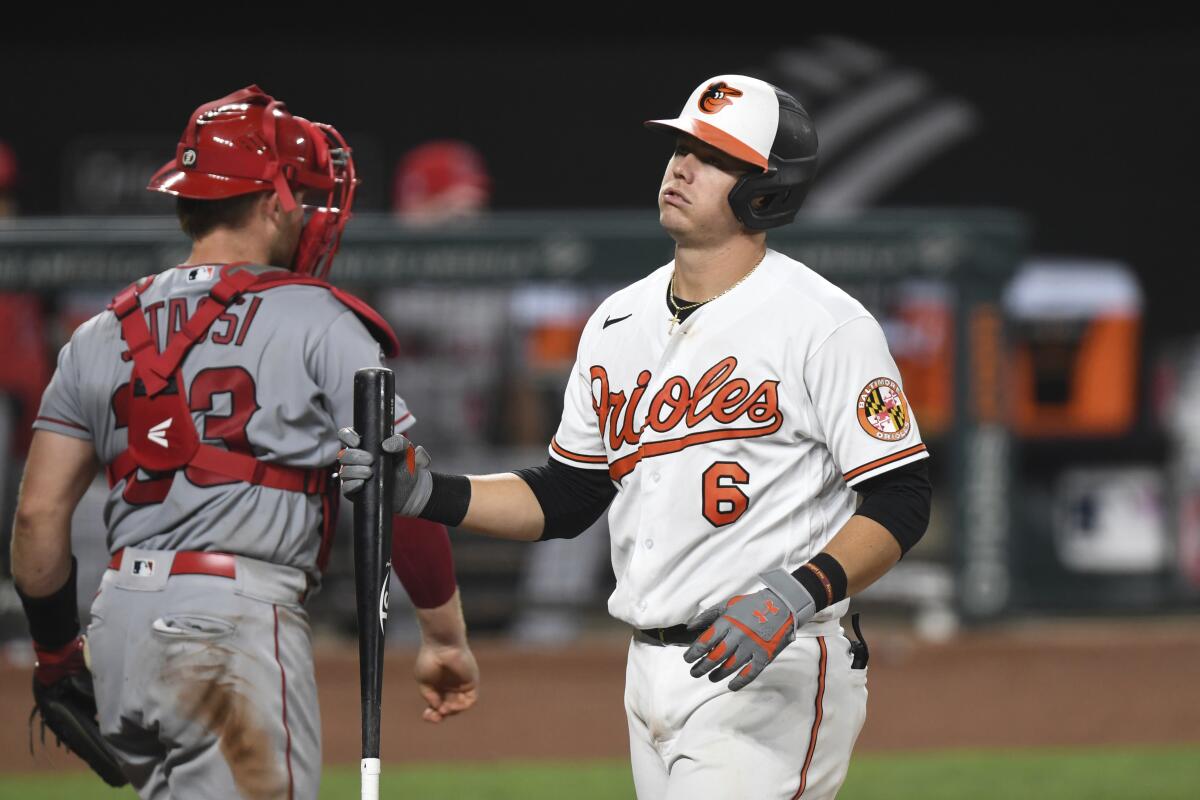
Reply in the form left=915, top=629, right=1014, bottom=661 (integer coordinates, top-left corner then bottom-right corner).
left=591, top=356, right=783, bottom=480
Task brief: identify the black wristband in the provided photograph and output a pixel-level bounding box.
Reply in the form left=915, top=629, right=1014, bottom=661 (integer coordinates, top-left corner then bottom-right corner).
left=419, top=472, right=471, bottom=527
left=791, top=552, right=849, bottom=612
left=16, top=557, right=81, bottom=649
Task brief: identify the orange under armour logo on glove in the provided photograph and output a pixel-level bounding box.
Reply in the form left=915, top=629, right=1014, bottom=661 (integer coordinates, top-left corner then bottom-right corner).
left=683, top=588, right=795, bottom=691
left=753, top=599, right=781, bottom=624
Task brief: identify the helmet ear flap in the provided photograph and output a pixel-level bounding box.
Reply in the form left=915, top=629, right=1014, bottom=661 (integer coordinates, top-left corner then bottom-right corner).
left=729, top=170, right=801, bottom=230
left=727, top=152, right=818, bottom=231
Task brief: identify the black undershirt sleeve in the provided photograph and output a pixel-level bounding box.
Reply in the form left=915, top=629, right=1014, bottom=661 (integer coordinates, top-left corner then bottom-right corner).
left=508, top=444, right=929, bottom=549
left=852, top=459, right=932, bottom=555
left=514, top=458, right=618, bottom=540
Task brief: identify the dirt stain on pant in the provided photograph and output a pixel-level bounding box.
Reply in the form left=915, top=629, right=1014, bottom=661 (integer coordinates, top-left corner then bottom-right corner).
left=170, top=649, right=288, bottom=800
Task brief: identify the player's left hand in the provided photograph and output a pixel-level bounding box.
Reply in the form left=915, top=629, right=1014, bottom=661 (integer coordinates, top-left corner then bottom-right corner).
left=414, top=642, right=479, bottom=723
left=30, top=635, right=129, bottom=786
left=683, top=587, right=795, bottom=691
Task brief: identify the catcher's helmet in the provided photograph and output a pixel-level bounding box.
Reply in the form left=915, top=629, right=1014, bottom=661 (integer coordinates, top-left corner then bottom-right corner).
left=147, top=85, right=357, bottom=279
left=646, top=75, right=818, bottom=230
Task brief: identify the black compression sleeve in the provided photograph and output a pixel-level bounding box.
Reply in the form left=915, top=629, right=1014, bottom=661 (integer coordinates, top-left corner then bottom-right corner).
left=16, top=557, right=81, bottom=649
left=514, top=458, right=617, bottom=540
left=853, top=459, right=932, bottom=555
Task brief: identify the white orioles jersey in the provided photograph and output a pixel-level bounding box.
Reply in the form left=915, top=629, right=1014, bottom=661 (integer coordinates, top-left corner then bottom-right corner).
left=549, top=248, right=928, bottom=629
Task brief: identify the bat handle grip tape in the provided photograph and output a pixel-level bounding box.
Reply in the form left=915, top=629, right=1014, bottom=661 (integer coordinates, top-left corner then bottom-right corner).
left=360, top=757, right=381, bottom=800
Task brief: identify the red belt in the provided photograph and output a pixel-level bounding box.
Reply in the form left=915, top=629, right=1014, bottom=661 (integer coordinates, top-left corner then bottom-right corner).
left=107, top=548, right=236, bottom=579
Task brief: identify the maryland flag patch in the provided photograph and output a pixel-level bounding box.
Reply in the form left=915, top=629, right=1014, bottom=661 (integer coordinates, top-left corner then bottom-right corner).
left=856, top=377, right=911, bottom=441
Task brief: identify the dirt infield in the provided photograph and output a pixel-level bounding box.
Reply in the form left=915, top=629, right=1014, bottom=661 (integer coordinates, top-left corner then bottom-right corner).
left=4, top=619, right=1198, bottom=773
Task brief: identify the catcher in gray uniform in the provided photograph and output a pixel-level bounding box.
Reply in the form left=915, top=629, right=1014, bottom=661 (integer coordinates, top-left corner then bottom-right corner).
left=11, top=86, right=478, bottom=799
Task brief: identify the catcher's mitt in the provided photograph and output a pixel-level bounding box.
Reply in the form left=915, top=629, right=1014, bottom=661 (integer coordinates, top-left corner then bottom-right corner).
left=30, top=636, right=128, bottom=787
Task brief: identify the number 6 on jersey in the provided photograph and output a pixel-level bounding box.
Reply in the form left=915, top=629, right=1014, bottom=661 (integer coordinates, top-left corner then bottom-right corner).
left=702, top=461, right=750, bottom=527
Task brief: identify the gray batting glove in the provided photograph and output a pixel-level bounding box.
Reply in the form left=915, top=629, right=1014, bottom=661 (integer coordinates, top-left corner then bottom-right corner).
left=337, top=427, right=434, bottom=517
left=683, top=587, right=798, bottom=691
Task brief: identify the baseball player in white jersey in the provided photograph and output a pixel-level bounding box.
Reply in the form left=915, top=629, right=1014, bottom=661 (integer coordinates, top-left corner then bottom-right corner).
left=11, top=86, right=478, bottom=799
left=339, top=75, right=932, bottom=799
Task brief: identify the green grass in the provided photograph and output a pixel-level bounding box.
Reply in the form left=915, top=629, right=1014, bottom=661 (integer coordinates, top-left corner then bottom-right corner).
left=322, top=761, right=635, bottom=799
left=1, top=745, right=1197, bottom=799
left=838, top=746, right=1200, bottom=800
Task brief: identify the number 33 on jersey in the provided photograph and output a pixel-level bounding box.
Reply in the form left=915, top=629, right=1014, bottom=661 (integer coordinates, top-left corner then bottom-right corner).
left=548, top=250, right=928, bottom=629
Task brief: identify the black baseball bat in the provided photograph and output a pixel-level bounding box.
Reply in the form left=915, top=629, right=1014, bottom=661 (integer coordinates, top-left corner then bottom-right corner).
left=352, top=367, right=395, bottom=799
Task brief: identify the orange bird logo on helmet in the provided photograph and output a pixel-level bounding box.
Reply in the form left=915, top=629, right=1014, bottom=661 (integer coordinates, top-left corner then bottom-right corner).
left=698, top=82, right=744, bottom=114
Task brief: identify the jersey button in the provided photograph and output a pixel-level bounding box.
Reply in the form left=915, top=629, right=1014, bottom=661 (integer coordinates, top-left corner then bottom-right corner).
left=651, top=473, right=661, bottom=483
left=644, top=539, right=654, bottom=550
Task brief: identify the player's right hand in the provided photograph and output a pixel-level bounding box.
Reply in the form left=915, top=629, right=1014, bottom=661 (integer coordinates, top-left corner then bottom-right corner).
left=337, top=427, right=434, bottom=516
left=414, top=641, right=480, bottom=724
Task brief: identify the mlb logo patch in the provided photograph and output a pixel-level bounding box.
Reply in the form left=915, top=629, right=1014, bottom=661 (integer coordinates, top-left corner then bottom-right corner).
left=132, top=559, right=155, bottom=577
left=186, top=266, right=215, bottom=283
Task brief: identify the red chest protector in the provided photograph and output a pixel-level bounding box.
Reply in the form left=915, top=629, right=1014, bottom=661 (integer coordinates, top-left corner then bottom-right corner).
left=105, top=263, right=399, bottom=497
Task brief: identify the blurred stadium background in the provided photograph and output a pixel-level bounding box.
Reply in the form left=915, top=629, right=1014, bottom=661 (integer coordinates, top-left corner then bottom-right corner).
left=1, top=29, right=1198, bottom=799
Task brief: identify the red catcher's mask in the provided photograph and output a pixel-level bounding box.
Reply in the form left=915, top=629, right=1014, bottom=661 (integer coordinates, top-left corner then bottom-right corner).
left=147, top=85, right=357, bottom=279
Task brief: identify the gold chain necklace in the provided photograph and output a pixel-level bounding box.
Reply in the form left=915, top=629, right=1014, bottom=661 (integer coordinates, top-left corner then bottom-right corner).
left=668, top=250, right=766, bottom=332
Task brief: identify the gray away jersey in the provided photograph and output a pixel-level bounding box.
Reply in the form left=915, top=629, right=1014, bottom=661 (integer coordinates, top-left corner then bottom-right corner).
left=34, top=264, right=413, bottom=576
